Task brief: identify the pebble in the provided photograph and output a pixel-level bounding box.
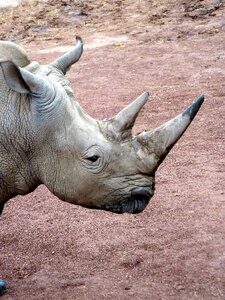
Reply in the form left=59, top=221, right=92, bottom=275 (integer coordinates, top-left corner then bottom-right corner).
left=0, top=279, right=6, bottom=296
left=175, top=284, right=186, bottom=291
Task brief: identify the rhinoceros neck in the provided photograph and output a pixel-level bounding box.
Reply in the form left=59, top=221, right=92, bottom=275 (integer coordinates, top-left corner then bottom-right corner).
left=0, top=149, right=40, bottom=206
left=0, top=77, right=40, bottom=205
left=0, top=117, right=41, bottom=205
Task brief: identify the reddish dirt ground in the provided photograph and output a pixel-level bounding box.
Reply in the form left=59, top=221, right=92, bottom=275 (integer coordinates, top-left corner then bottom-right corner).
left=0, top=1, right=225, bottom=299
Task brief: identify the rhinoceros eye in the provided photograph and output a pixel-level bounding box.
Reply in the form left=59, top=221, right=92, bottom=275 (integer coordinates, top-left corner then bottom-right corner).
left=86, top=155, right=99, bottom=163
left=83, top=146, right=106, bottom=173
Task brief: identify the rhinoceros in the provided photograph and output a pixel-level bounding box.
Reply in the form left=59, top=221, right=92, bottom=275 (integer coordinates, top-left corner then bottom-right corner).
left=0, top=36, right=204, bottom=216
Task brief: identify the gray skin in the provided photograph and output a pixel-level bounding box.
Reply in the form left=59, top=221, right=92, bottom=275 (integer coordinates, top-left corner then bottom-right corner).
left=0, top=37, right=204, bottom=215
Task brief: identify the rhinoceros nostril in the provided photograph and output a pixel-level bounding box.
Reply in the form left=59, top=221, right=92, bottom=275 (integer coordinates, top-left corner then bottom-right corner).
left=131, top=188, right=152, bottom=199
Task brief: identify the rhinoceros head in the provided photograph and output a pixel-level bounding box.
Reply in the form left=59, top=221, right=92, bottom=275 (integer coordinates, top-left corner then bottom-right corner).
left=0, top=37, right=204, bottom=213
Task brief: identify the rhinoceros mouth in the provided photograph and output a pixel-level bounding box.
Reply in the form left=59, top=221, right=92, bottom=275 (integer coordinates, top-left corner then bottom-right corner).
left=103, top=189, right=153, bottom=214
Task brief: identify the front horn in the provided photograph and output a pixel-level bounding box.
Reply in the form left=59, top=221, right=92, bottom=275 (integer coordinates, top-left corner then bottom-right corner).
left=136, top=95, right=204, bottom=170
left=50, top=36, right=83, bottom=74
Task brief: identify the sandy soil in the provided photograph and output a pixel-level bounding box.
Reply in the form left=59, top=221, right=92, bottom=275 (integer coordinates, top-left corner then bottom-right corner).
left=0, top=0, right=225, bottom=299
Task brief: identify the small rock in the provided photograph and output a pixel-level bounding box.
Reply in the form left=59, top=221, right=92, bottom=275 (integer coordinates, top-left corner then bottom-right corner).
left=0, top=279, right=7, bottom=296
left=0, top=0, right=19, bottom=8
left=175, top=284, right=186, bottom=291
left=121, top=254, right=143, bottom=268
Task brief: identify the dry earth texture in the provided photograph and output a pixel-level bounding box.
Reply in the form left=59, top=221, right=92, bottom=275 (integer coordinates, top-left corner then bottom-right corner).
left=0, top=0, right=225, bottom=299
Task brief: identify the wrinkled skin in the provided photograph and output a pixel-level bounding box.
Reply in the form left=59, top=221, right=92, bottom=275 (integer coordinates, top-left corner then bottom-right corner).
left=0, top=37, right=204, bottom=215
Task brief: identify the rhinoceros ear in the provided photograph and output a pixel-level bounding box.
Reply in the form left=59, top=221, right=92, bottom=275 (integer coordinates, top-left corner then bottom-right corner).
left=50, top=36, right=83, bottom=74
left=0, top=61, right=49, bottom=95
